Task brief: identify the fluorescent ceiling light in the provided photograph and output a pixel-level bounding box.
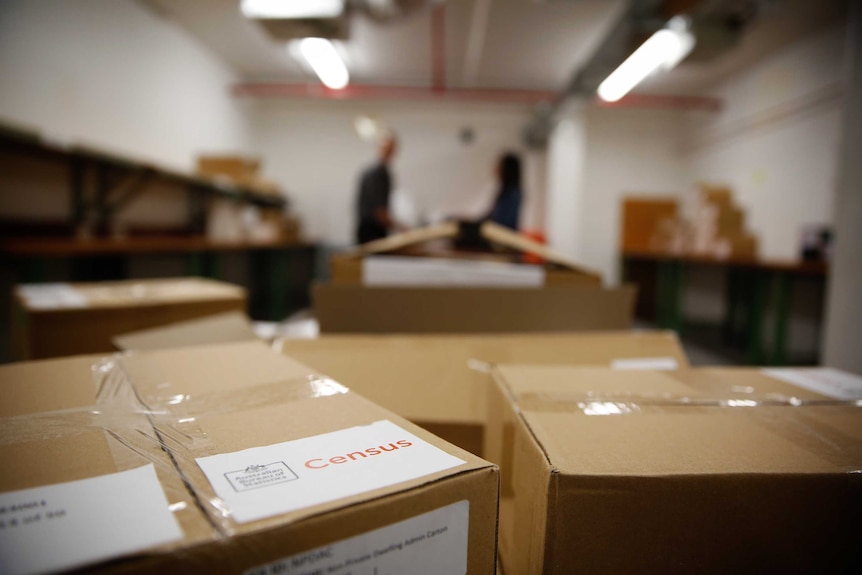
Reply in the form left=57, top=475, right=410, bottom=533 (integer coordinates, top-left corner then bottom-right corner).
left=240, top=0, right=344, bottom=19
left=597, top=16, right=695, bottom=103
left=299, top=38, right=350, bottom=90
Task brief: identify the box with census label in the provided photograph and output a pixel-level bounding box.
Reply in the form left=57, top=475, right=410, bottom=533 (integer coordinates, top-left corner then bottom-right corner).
left=11, top=277, right=246, bottom=360
left=489, top=365, right=862, bottom=575
left=0, top=341, right=499, bottom=574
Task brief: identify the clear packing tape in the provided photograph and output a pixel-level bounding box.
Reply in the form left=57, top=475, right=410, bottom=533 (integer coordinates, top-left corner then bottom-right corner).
left=0, top=350, right=351, bottom=565
left=500, top=368, right=862, bottom=475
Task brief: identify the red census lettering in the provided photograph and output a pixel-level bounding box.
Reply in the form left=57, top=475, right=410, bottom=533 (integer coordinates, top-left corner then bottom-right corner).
left=304, top=440, right=413, bottom=469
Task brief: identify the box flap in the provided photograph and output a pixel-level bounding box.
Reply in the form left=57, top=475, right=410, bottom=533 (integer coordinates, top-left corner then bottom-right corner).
left=278, top=330, right=689, bottom=426
left=494, top=366, right=862, bottom=476
left=342, top=221, right=601, bottom=278
left=113, top=311, right=258, bottom=351
left=16, top=278, right=245, bottom=313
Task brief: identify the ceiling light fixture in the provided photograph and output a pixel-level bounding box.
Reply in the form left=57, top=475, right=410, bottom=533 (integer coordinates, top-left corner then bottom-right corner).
left=240, top=0, right=345, bottom=19
left=299, top=38, right=350, bottom=90
left=597, top=16, right=695, bottom=103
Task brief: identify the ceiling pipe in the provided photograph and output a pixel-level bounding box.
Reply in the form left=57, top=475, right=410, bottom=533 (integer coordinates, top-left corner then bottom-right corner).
left=523, top=0, right=739, bottom=147
left=232, top=83, right=557, bottom=103
left=431, top=3, right=446, bottom=90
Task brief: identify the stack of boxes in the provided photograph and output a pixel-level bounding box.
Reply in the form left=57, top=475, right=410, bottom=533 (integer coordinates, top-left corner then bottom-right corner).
left=196, top=155, right=299, bottom=244
left=4, top=246, right=860, bottom=574
left=648, top=185, right=759, bottom=259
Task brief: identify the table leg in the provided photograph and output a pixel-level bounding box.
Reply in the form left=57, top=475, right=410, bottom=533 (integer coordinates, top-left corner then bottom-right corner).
left=747, top=270, right=770, bottom=365
left=269, top=248, right=288, bottom=321
left=772, top=272, right=793, bottom=366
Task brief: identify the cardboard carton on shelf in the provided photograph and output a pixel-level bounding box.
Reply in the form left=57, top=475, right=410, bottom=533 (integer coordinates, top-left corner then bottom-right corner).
left=11, top=277, right=246, bottom=360
left=489, top=364, right=862, bottom=575
left=196, top=155, right=261, bottom=182
left=0, top=341, right=500, bottom=574
left=620, top=197, right=679, bottom=253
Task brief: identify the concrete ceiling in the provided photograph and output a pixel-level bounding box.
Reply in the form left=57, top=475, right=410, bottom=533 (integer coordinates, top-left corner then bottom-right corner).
left=143, top=0, right=848, bottom=97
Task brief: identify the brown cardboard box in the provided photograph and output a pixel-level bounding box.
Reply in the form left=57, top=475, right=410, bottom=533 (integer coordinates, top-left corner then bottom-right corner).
left=313, top=284, right=636, bottom=334
left=11, top=278, right=246, bottom=360
left=331, top=221, right=602, bottom=287
left=0, top=342, right=500, bottom=574
left=0, top=354, right=214, bottom=574
left=620, top=197, right=678, bottom=253
left=121, top=341, right=500, bottom=574
left=196, top=155, right=261, bottom=182
left=489, top=365, right=862, bottom=574
left=279, top=331, right=688, bottom=458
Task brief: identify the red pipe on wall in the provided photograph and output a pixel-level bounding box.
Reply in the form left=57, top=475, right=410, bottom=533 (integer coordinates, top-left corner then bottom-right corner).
left=431, top=3, right=447, bottom=91
left=232, top=83, right=558, bottom=104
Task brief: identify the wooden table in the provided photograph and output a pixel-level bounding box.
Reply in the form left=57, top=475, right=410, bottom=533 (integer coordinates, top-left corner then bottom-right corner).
left=622, top=250, right=828, bottom=365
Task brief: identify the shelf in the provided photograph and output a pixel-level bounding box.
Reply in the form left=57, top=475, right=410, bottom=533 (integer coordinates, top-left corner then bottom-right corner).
left=0, top=236, right=308, bottom=257
left=0, top=120, right=288, bottom=230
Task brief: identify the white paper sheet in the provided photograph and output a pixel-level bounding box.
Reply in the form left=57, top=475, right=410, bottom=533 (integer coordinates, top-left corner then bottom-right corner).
left=0, top=465, right=183, bottom=575
left=196, top=419, right=467, bottom=524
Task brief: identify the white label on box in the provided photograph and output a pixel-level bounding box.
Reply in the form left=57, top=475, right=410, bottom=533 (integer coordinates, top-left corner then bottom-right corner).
left=611, top=357, right=679, bottom=370
left=18, top=283, right=88, bottom=310
left=762, top=367, right=862, bottom=400
left=0, top=465, right=183, bottom=575
left=363, top=255, right=546, bottom=288
left=244, top=500, right=469, bottom=575
left=196, top=419, right=467, bottom=524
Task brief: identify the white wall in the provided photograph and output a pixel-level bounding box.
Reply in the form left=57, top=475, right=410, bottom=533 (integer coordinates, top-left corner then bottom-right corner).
left=545, top=105, right=689, bottom=285
left=248, top=99, right=533, bottom=245
left=0, top=0, right=250, bottom=171
left=546, top=104, right=588, bottom=263
left=683, top=24, right=846, bottom=261
left=824, top=8, right=862, bottom=374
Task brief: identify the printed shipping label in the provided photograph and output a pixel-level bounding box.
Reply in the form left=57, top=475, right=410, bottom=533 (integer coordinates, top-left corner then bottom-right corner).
left=0, top=465, right=183, bottom=575
left=196, top=419, right=467, bottom=524
left=611, top=357, right=679, bottom=370
left=762, top=367, right=862, bottom=400
left=18, top=283, right=88, bottom=310
left=245, top=500, right=469, bottom=575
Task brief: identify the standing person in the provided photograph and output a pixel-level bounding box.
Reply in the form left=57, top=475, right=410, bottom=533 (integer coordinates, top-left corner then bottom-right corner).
left=484, top=152, right=522, bottom=231
left=355, top=133, right=397, bottom=244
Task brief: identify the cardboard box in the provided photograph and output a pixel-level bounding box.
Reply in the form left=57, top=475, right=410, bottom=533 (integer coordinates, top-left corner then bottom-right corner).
left=331, top=221, right=602, bottom=287
left=0, top=354, right=214, bottom=574
left=196, top=155, right=261, bottom=182
left=279, top=331, right=688, bottom=457
left=313, top=284, right=636, bottom=334
left=11, top=278, right=246, bottom=360
left=0, top=342, right=500, bottom=574
left=621, top=197, right=678, bottom=253
left=489, top=365, right=862, bottom=574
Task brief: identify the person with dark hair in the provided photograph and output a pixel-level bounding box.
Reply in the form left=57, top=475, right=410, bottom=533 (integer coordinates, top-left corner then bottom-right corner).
left=355, top=134, right=397, bottom=244
left=484, top=152, right=522, bottom=231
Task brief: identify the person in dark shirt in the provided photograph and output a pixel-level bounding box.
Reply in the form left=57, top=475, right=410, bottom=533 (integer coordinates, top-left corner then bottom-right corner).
left=484, top=152, right=522, bottom=231
left=356, top=134, right=397, bottom=244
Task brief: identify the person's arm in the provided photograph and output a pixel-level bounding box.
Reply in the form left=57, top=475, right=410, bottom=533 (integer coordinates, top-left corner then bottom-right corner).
left=374, top=206, right=394, bottom=228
